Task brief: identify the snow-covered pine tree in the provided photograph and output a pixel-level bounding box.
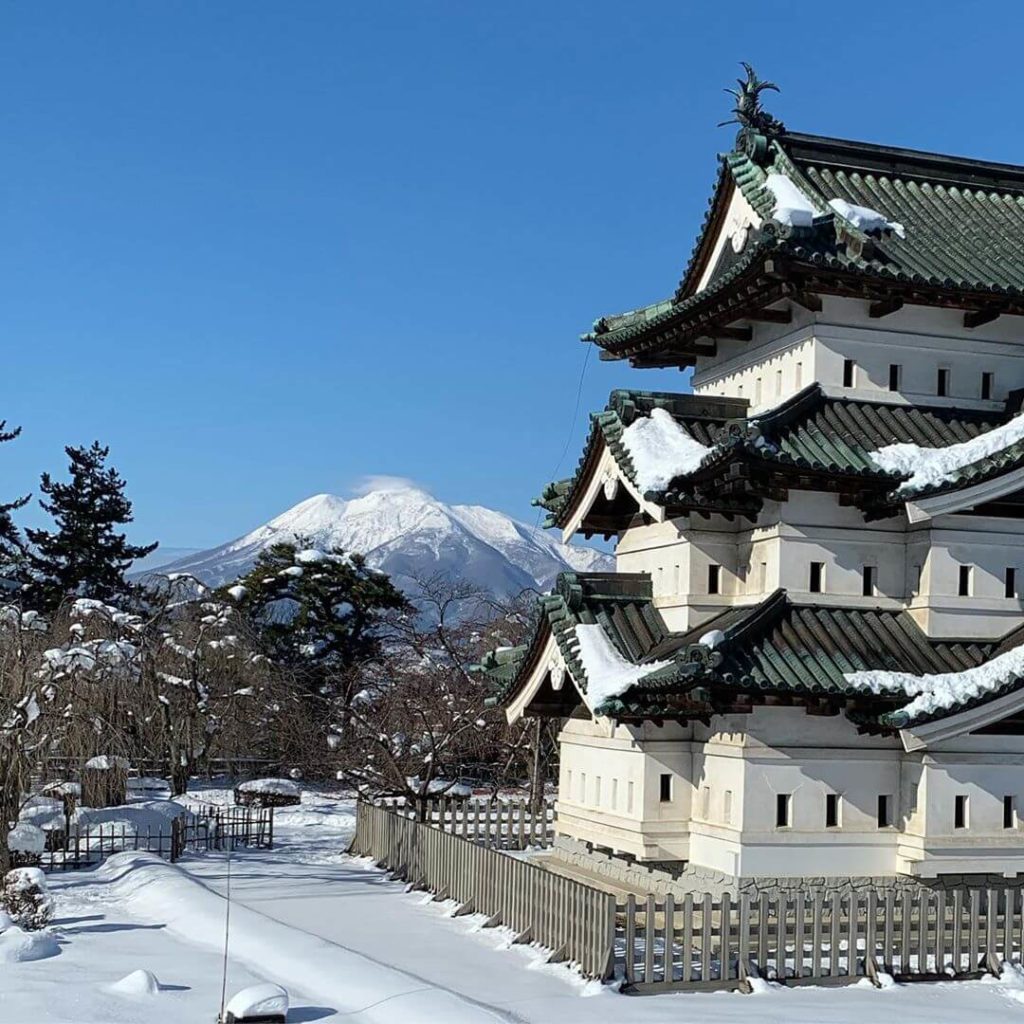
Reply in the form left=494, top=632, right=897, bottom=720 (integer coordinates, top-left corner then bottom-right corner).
left=223, top=540, right=410, bottom=737
left=25, top=442, right=157, bottom=613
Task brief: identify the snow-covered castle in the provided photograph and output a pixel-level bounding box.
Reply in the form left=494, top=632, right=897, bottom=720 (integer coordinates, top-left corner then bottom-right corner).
left=483, top=69, right=1024, bottom=891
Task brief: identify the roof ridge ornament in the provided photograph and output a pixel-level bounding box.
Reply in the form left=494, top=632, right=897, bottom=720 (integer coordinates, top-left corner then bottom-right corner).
left=719, top=62, right=784, bottom=133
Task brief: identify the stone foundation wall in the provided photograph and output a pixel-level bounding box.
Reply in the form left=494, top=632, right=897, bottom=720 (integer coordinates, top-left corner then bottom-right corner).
left=552, top=836, right=1024, bottom=900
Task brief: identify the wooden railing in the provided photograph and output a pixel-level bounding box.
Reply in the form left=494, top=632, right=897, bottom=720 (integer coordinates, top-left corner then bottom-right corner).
left=382, top=795, right=555, bottom=850
left=618, top=888, right=1013, bottom=992
left=351, top=800, right=615, bottom=977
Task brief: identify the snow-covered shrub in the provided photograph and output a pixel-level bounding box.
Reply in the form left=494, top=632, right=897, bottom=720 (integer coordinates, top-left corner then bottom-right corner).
left=1, top=867, right=53, bottom=931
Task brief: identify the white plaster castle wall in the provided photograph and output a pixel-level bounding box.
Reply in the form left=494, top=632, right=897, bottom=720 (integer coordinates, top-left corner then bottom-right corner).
left=554, top=707, right=1024, bottom=878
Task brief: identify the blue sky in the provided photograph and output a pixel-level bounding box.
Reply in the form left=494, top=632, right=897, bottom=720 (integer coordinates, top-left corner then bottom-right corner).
left=3, top=2, right=1023, bottom=551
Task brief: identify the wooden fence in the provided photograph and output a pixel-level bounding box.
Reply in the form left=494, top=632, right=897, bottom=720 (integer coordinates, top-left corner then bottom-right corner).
left=351, top=800, right=615, bottom=978
left=36, top=805, right=274, bottom=872
left=383, top=795, right=555, bottom=850
left=354, top=801, right=1023, bottom=994
left=619, top=887, right=1017, bottom=991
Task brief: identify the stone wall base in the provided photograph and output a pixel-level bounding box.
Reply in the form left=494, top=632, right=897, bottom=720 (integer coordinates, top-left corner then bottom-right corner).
left=551, top=835, right=1024, bottom=900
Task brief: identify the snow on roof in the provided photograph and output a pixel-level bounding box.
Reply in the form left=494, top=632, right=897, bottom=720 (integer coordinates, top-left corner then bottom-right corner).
left=869, top=411, right=1024, bottom=494
left=845, top=641, right=1024, bottom=721
left=828, top=198, right=905, bottom=239
left=620, top=407, right=712, bottom=492
left=764, top=172, right=821, bottom=228
left=573, top=623, right=671, bottom=711
left=237, top=778, right=301, bottom=796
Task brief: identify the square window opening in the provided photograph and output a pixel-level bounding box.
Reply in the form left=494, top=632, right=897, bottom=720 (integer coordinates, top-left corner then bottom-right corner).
left=1005, top=796, right=1016, bottom=830
left=877, top=794, right=891, bottom=828
left=862, top=565, right=876, bottom=597
left=776, top=793, right=792, bottom=828
left=1007, top=567, right=1017, bottom=599
left=809, top=561, right=825, bottom=594
left=708, top=564, right=721, bottom=595
left=842, top=359, right=856, bottom=388
left=959, top=565, right=972, bottom=597
left=938, top=367, right=950, bottom=397
left=888, top=364, right=902, bottom=391
left=659, top=773, right=672, bottom=803
left=826, top=793, right=840, bottom=828
left=955, top=794, right=969, bottom=830
left=982, top=372, right=994, bottom=401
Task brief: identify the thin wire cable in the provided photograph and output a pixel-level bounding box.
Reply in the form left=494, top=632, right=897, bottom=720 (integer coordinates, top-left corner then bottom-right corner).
left=218, top=841, right=232, bottom=1022
left=532, top=344, right=593, bottom=531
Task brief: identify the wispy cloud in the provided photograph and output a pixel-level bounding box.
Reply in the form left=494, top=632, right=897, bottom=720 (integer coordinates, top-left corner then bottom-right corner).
left=350, top=474, right=426, bottom=496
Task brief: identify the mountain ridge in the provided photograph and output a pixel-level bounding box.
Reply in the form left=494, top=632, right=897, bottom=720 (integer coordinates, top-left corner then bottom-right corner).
left=143, top=486, right=613, bottom=598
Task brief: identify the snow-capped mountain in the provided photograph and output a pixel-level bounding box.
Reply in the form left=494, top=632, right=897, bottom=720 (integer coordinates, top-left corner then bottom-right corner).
left=144, top=485, right=613, bottom=598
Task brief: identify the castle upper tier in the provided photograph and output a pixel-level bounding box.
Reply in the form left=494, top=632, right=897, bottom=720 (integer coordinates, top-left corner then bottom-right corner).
left=483, top=74, right=1024, bottom=885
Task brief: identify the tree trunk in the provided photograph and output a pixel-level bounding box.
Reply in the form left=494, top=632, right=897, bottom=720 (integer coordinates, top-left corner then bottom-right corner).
left=170, top=759, right=190, bottom=797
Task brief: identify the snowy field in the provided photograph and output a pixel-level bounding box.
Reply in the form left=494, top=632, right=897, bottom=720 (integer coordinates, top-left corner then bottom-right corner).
left=5, top=787, right=1024, bottom=1023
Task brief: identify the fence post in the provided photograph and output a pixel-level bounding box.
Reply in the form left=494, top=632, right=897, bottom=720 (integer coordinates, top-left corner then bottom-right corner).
left=268, top=807, right=274, bottom=849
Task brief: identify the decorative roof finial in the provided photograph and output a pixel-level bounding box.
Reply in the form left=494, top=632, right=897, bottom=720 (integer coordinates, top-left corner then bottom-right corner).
left=718, top=62, right=784, bottom=134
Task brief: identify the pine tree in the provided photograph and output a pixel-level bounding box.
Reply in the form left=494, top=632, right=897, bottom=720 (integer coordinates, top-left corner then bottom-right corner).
left=225, top=540, right=410, bottom=727
left=25, top=442, right=157, bottom=612
left=0, top=421, right=29, bottom=583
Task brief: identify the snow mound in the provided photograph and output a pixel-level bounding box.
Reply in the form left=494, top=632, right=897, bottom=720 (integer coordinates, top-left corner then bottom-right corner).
left=84, top=755, right=129, bottom=771
left=0, top=926, right=60, bottom=963
left=870, top=411, right=1024, bottom=494
left=828, top=198, right=905, bottom=238
left=574, top=624, right=671, bottom=711
left=74, top=800, right=194, bottom=836
left=621, top=407, right=712, bottom=492
left=225, top=982, right=288, bottom=1018
left=109, top=968, right=162, bottom=997
left=765, top=172, right=821, bottom=227
left=238, top=778, right=301, bottom=797
left=8, top=823, right=44, bottom=854
left=699, top=629, right=726, bottom=649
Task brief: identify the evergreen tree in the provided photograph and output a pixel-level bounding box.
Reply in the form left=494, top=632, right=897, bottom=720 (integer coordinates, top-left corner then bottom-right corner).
left=26, top=442, right=157, bottom=612
left=0, top=421, right=29, bottom=583
left=225, top=540, right=410, bottom=726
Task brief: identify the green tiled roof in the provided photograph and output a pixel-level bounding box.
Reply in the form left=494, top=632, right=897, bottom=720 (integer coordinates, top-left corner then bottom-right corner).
left=588, top=130, right=1024, bottom=365
left=478, top=571, right=691, bottom=710
left=543, top=384, right=1012, bottom=531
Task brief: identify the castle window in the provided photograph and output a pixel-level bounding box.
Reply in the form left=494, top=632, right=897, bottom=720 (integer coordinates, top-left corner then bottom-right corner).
left=862, top=565, right=876, bottom=597
left=809, top=561, right=825, bottom=594
left=1005, top=796, right=1016, bottom=830
left=877, top=794, right=891, bottom=828
left=660, top=773, right=672, bottom=803
left=912, top=564, right=922, bottom=596
left=1006, top=567, right=1017, bottom=599
left=579, top=772, right=586, bottom=803
left=982, top=371, right=994, bottom=400
left=825, top=793, right=841, bottom=828
left=795, top=361, right=803, bottom=388
left=888, top=364, right=901, bottom=391
left=937, top=366, right=950, bottom=397
left=776, top=369, right=783, bottom=396
left=754, top=377, right=763, bottom=404
left=611, top=778, right=618, bottom=810
left=707, top=564, right=721, bottom=595
left=627, top=781, right=634, bottom=814
left=776, top=793, right=792, bottom=828
left=842, top=359, right=856, bottom=388
left=759, top=561, right=768, bottom=591
left=958, top=565, right=972, bottom=597
left=954, top=794, right=969, bottom=830
left=700, top=784, right=710, bottom=818
left=594, top=776, right=602, bottom=806
left=723, top=790, right=733, bottom=825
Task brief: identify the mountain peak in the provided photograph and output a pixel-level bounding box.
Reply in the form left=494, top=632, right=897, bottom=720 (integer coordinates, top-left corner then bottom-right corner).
left=143, top=486, right=614, bottom=597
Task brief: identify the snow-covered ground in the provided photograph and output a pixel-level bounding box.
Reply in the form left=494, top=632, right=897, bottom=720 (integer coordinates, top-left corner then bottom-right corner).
left=6, top=786, right=1024, bottom=1023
